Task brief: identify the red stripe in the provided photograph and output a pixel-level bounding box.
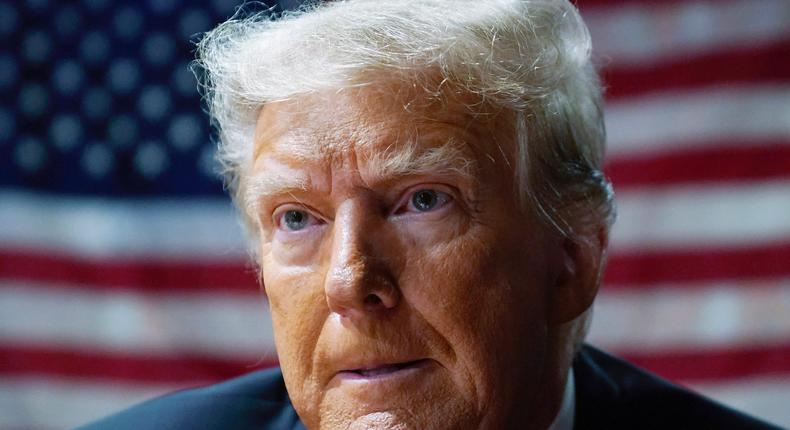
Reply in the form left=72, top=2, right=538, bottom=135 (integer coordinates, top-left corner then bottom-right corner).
left=602, top=39, right=790, bottom=100
left=617, top=343, right=790, bottom=382
left=4, top=243, right=790, bottom=292
left=605, top=242, right=790, bottom=287
left=605, top=142, right=790, bottom=189
left=580, top=2, right=790, bottom=98
left=0, top=249, right=259, bottom=294
left=0, top=344, right=277, bottom=385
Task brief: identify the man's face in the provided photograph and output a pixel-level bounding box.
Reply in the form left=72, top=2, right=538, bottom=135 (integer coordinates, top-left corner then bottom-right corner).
left=250, top=84, right=567, bottom=429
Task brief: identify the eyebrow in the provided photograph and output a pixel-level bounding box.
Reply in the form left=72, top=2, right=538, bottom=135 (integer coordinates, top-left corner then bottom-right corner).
left=361, top=137, right=478, bottom=185
left=244, top=169, right=311, bottom=217
left=244, top=137, right=479, bottom=215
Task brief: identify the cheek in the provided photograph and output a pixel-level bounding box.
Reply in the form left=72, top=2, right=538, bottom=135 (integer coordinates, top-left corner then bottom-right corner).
left=404, top=225, right=552, bottom=404
left=396, top=207, right=469, bottom=248
left=261, top=238, right=328, bottom=342
left=260, top=255, right=328, bottom=413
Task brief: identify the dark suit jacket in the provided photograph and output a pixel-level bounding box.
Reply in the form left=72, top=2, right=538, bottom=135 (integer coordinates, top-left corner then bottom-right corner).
left=79, top=345, right=782, bottom=429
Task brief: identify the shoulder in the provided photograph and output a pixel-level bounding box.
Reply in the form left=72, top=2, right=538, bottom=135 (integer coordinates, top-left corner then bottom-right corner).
left=573, top=345, right=782, bottom=430
left=77, top=367, right=305, bottom=430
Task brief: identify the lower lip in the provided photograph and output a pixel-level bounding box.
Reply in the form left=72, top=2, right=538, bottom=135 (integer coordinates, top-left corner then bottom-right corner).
left=337, top=359, right=433, bottom=381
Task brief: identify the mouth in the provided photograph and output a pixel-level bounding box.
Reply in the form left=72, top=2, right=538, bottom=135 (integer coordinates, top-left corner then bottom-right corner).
left=338, top=358, right=432, bottom=380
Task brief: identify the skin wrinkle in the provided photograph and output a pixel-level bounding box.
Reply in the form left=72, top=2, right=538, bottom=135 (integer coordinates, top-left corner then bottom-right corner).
left=199, top=0, right=613, bottom=246
left=194, top=3, right=614, bottom=427
left=250, top=134, right=483, bottom=228
left=244, top=169, right=310, bottom=220
left=250, top=82, right=598, bottom=429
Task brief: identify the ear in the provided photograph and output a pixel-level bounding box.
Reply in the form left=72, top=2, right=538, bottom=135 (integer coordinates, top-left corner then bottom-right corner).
left=548, top=227, right=608, bottom=325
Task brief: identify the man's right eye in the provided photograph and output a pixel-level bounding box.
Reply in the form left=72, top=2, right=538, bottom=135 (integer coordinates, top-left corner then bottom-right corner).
left=276, top=209, right=315, bottom=232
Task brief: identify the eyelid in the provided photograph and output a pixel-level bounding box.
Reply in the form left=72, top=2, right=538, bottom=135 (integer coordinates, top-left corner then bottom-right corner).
left=392, top=184, right=455, bottom=216
left=272, top=204, right=325, bottom=231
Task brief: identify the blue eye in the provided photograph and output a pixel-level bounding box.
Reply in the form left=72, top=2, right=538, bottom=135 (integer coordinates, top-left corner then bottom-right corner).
left=281, top=210, right=310, bottom=231
left=409, top=189, right=449, bottom=212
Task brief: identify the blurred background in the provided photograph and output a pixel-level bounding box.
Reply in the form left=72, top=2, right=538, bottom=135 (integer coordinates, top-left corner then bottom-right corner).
left=0, top=0, right=788, bottom=428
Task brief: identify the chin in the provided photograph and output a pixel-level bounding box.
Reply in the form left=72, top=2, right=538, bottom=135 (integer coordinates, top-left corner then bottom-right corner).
left=317, top=408, right=479, bottom=430
left=304, top=366, right=480, bottom=430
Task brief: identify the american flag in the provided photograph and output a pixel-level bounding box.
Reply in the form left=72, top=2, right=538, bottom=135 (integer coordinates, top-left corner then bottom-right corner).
left=0, top=0, right=788, bottom=428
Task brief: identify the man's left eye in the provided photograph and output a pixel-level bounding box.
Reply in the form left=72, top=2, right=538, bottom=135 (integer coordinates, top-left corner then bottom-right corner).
left=406, top=189, right=451, bottom=213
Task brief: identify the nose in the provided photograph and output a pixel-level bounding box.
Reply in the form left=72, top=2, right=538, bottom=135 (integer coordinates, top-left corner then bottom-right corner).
left=324, top=201, right=400, bottom=320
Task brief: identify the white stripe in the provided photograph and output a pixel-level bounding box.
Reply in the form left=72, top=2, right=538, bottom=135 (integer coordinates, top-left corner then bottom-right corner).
left=690, top=375, right=790, bottom=428
left=0, top=281, right=276, bottom=359
left=0, top=376, right=181, bottom=429
left=610, top=179, right=790, bottom=252
left=0, top=190, right=248, bottom=260
left=605, top=85, right=790, bottom=157
left=4, top=179, right=790, bottom=263
left=588, top=278, right=790, bottom=352
left=584, top=0, right=790, bottom=67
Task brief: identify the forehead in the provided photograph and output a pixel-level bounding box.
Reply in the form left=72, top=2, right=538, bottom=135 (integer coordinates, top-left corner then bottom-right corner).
left=252, top=83, right=511, bottom=168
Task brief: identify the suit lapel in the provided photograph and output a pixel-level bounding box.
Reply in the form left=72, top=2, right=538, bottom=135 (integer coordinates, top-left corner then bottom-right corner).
left=571, top=345, right=623, bottom=430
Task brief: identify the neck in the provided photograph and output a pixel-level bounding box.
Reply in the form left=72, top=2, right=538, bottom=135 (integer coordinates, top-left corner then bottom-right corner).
left=528, top=327, right=577, bottom=430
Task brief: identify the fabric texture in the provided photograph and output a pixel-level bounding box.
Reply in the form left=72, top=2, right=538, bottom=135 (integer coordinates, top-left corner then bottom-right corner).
left=79, top=345, right=782, bottom=429
left=572, top=346, right=782, bottom=430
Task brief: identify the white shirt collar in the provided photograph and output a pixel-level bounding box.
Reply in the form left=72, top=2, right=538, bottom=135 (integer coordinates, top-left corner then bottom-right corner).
left=547, top=368, right=575, bottom=430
